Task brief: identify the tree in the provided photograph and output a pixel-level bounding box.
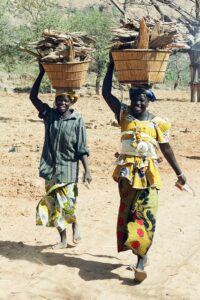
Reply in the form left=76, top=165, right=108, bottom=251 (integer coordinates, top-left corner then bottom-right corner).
left=8, top=0, right=55, bottom=25
left=1, top=0, right=69, bottom=75
left=189, top=0, right=200, bottom=101
left=66, top=8, right=115, bottom=94
left=3, top=2, right=116, bottom=94
left=0, top=0, right=19, bottom=72
left=8, top=0, right=67, bottom=38
left=109, top=0, right=200, bottom=101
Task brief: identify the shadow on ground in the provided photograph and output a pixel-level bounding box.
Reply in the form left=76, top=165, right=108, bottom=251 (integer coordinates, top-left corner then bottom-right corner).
left=185, top=155, right=200, bottom=160
left=0, top=240, right=131, bottom=283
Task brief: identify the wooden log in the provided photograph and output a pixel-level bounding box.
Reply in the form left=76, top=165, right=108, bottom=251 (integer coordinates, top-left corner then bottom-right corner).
left=135, top=18, right=150, bottom=49
left=111, top=41, right=136, bottom=50
left=165, top=43, right=189, bottom=49
left=149, top=32, right=178, bottom=49
left=38, top=48, right=53, bottom=57
left=150, top=22, right=161, bottom=41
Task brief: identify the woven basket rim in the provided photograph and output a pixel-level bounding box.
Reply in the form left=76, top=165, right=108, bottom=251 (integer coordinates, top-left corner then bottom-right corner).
left=42, top=60, right=90, bottom=66
left=111, top=49, right=170, bottom=53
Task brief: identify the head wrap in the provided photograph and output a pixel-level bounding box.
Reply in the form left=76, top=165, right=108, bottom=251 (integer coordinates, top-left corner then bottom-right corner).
left=129, top=87, right=156, bottom=102
left=55, top=89, right=78, bottom=105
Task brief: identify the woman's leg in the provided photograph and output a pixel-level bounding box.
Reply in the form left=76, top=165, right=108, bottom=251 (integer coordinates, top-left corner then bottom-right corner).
left=128, top=253, right=149, bottom=271
left=136, top=255, right=148, bottom=270
left=117, top=180, right=158, bottom=282
left=72, top=222, right=81, bottom=243
left=117, top=179, right=141, bottom=252
left=60, top=229, right=67, bottom=244
left=53, top=183, right=78, bottom=248
left=124, top=187, right=158, bottom=256
left=134, top=256, right=148, bottom=283
left=131, top=188, right=158, bottom=282
left=52, top=229, right=68, bottom=249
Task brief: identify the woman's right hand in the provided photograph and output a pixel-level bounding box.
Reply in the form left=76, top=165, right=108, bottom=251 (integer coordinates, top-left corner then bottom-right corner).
left=38, top=61, right=45, bottom=74
left=109, top=50, right=114, bottom=65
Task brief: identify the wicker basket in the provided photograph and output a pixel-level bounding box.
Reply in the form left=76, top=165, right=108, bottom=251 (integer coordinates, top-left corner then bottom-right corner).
left=42, top=61, right=90, bottom=89
left=111, top=49, right=170, bottom=84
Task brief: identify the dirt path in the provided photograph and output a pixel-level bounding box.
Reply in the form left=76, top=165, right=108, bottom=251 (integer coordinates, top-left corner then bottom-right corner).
left=0, top=90, right=199, bottom=299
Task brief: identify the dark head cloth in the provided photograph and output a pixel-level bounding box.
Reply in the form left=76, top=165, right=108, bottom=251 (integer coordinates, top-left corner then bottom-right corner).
left=129, top=87, right=156, bottom=102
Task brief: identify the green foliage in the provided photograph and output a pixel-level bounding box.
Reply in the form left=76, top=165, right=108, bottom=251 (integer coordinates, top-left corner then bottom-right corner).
left=0, top=1, right=117, bottom=92
left=0, top=0, right=19, bottom=72
left=9, top=0, right=68, bottom=41
left=66, top=8, right=115, bottom=68
left=39, top=76, right=52, bottom=93
left=0, top=0, right=69, bottom=73
left=65, top=8, right=116, bottom=93
left=165, top=53, right=190, bottom=88
left=0, top=1, right=191, bottom=92
left=8, top=0, right=55, bottom=25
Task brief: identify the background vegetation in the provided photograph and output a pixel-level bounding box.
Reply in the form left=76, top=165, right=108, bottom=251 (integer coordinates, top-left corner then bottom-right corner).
left=0, top=0, right=190, bottom=93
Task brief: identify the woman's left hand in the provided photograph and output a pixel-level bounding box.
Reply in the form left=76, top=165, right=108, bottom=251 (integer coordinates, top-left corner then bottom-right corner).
left=177, top=173, right=186, bottom=185
left=83, top=171, right=92, bottom=184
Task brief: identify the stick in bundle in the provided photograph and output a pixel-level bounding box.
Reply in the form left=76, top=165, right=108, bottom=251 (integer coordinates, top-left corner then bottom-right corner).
left=149, top=32, right=179, bottom=49
left=135, top=18, right=150, bottom=49
left=19, top=46, right=40, bottom=58
left=150, top=22, right=161, bottom=42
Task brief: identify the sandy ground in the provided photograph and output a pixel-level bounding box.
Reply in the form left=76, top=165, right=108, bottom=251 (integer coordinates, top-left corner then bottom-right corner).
left=0, top=89, right=200, bottom=300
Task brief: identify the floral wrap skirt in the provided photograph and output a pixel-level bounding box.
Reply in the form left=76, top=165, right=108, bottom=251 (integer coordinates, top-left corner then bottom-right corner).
left=36, top=180, right=78, bottom=233
left=117, top=178, right=158, bottom=256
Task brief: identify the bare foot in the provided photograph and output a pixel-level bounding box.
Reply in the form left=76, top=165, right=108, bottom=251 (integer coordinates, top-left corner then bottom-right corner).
left=73, top=237, right=81, bottom=244
left=52, top=242, right=68, bottom=250
left=133, top=267, right=147, bottom=283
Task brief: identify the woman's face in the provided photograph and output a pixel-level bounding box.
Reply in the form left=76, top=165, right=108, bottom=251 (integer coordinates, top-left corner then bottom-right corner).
left=55, top=95, right=71, bottom=114
left=130, top=94, right=149, bottom=116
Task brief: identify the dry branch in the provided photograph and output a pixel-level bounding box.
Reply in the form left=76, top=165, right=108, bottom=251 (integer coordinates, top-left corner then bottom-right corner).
left=111, top=17, right=188, bottom=51
left=20, top=29, right=95, bottom=63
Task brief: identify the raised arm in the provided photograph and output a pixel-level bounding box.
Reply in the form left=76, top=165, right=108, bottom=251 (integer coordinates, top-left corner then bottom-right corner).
left=102, top=55, right=121, bottom=118
left=29, top=64, right=46, bottom=113
left=159, top=142, right=186, bottom=185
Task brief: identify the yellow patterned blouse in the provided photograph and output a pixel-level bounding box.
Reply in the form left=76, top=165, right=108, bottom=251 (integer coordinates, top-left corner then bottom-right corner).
left=113, top=104, right=171, bottom=189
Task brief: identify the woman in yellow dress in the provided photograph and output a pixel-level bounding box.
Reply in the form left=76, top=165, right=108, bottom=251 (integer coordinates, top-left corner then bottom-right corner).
left=102, top=56, right=186, bottom=283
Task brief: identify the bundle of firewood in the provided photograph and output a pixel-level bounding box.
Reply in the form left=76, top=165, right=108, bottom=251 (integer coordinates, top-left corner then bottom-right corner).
left=111, top=17, right=189, bottom=50
left=19, top=29, right=96, bottom=63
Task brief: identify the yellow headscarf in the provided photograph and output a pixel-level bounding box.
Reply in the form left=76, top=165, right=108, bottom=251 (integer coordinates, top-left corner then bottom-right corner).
left=55, top=89, right=78, bottom=105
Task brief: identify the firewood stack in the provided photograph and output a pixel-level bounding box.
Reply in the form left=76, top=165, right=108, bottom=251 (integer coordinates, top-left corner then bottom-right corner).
left=110, top=18, right=188, bottom=85
left=19, top=29, right=96, bottom=89
left=19, top=29, right=96, bottom=63
left=111, top=17, right=189, bottom=51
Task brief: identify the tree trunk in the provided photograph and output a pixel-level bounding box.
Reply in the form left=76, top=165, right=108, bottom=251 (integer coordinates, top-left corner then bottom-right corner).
left=95, top=69, right=102, bottom=95
left=191, top=1, right=200, bottom=101
left=190, top=49, right=200, bottom=102
left=196, top=0, right=200, bottom=19
left=95, top=77, right=100, bottom=95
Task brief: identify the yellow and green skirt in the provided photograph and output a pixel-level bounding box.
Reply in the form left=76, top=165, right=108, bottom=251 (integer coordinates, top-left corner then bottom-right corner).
left=117, top=178, right=158, bottom=256
left=36, top=180, right=78, bottom=233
